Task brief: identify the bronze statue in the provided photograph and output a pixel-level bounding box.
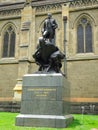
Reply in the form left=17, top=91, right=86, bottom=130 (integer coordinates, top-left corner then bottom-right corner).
left=33, top=13, right=65, bottom=73
left=42, top=13, right=58, bottom=44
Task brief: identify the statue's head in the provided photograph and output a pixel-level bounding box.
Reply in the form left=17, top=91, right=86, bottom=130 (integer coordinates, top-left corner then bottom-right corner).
left=47, top=13, right=52, bottom=19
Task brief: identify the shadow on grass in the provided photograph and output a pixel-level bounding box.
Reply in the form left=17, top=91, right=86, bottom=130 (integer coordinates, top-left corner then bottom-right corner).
left=68, top=119, right=81, bottom=128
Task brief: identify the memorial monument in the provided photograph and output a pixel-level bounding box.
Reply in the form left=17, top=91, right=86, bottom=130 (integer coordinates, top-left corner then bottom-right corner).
left=15, top=13, right=73, bottom=128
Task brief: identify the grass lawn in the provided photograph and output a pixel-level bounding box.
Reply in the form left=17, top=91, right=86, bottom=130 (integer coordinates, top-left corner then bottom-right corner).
left=0, top=112, right=98, bottom=130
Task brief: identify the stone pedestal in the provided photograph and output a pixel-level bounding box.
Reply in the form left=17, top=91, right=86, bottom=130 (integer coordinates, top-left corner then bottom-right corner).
left=16, top=73, right=73, bottom=128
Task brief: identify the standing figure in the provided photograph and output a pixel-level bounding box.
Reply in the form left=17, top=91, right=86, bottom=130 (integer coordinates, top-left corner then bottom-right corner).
left=42, top=13, right=58, bottom=44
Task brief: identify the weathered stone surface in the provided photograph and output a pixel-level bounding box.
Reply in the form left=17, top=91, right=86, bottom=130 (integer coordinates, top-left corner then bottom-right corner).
left=23, top=73, right=63, bottom=87
left=16, top=114, right=73, bottom=128
left=0, top=0, right=98, bottom=109
left=21, top=100, right=63, bottom=115
left=16, top=73, right=73, bottom=128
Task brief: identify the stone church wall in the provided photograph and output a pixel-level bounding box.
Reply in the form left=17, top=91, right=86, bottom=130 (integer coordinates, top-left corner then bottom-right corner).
left=0, top=63, right=18, bottom=100
left=0, top=0, right=98, bottom=113
left=67, top=4, right=98, bottom=104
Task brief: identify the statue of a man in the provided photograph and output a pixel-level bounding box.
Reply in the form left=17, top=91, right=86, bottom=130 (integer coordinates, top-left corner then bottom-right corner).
left=33, top=13, right=65, bottom=73
left=42, top=13, right=58, bottom=44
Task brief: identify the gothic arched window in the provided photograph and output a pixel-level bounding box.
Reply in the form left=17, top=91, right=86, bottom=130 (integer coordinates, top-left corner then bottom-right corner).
left=77, top=18, right=93, bottom=53
left=2, top=26, right=16, bottom=57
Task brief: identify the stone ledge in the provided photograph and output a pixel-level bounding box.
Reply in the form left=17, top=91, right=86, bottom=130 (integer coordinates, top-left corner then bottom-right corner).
left=16, top=114, right=73, bottom=128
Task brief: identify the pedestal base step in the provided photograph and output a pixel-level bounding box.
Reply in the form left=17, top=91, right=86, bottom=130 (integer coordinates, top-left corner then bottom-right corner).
left=16, top=114, right=73, bottom=128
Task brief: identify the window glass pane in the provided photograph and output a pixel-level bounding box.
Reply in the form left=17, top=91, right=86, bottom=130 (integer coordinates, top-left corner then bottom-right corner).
left=77, top=24, right=84, bottom=53
left=9, top=31, right=16, bottom=57
left=2, top=32, right=9, bottom=57
left=85, top=23, right=92, bottom=52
